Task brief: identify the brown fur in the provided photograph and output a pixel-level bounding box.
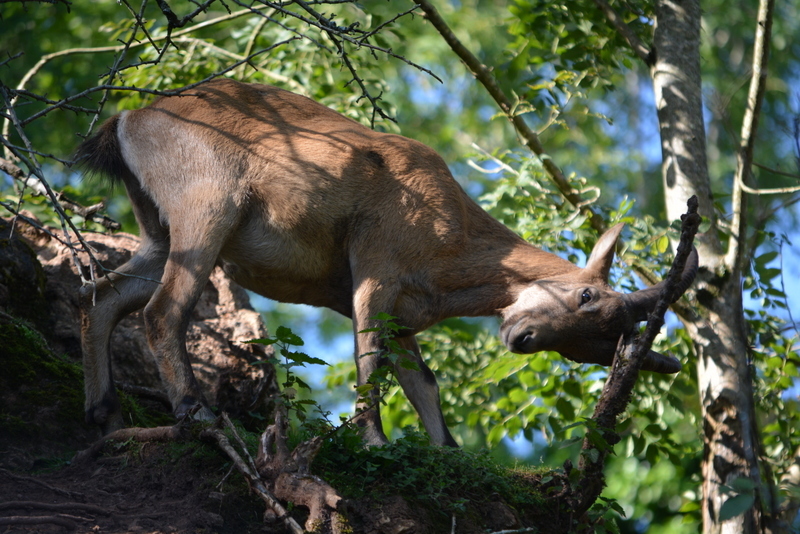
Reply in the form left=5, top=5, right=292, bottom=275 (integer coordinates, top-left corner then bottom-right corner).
left=75, top=79, right=692, bottom=447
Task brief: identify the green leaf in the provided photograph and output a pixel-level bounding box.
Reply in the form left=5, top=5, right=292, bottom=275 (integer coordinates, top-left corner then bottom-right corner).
left=398, top=358, right=420, bottom=371
left=679, top=501, right=701, bottom=513
left=718, top=493, right=755, bottom=521
left=657, top=235, right=670, bottom=253
left=556, top=397, right=575, bottom=420
left=355, top=384, right=374, bottom=395
left=487, top=424, right=506, bottom=446
left=275, top=325, right=304, bottom=346
left=729, top=476, right=757, bottom=492
left=754, top=251, right=778, bottom=266
left=286, top=351, right=329, bottom=367
left=645, top=443, right=659, bottom=464
left=563, top=378, right=582, bottom=398
left=294, top=376, right=312, bottom=390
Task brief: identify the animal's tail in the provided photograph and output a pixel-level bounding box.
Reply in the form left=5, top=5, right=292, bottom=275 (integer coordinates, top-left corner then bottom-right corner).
left=73, top=115, right=134, bottom=185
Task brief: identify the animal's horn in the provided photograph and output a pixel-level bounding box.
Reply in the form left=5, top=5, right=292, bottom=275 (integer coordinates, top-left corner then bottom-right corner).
left=624, top=246, right=699, bottom=322
left=641, top=350, right=681, bottom=374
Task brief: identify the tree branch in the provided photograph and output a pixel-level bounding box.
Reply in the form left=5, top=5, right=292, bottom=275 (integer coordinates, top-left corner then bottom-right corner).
left=590, top=0, right=652, bottom=64
left=414, top=0, right=605, bottom=232
left=726, top=0, right=775, bottom=273
left=201, top=413, right=305, bottom=534
left=573, top=196, right=701, bottom=517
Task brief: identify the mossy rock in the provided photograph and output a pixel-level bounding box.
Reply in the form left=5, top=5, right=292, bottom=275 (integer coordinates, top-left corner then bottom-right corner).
left=0, top=219, right=49, bottom=331
left=0, top=314, right=95, bottom=468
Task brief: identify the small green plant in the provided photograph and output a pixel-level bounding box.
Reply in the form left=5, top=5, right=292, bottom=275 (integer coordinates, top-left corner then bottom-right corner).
left=355, top=313, right=419, bottom=408
left=247, top=325, right=330, bottom=424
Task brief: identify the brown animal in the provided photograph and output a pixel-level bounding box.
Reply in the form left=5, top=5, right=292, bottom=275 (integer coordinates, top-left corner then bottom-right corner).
left=75, top=78, right=697, bottom=447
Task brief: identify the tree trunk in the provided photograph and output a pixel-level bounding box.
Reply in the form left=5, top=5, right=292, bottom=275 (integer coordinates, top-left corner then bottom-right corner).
left=650, top=0, right=768, bottom=532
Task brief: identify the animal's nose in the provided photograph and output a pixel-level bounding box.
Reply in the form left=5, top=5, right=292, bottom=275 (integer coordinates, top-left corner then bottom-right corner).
left=505, top=329, right=537, bottom=354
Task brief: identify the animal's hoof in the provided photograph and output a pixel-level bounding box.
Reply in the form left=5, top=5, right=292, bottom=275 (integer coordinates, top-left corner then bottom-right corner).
left=175, top=397, right=215, bottom=422
left=86, top=395, right=124, bottom=434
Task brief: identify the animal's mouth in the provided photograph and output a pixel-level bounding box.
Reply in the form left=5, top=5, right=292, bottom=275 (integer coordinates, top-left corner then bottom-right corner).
left=500, top=317, right=541, bottom=354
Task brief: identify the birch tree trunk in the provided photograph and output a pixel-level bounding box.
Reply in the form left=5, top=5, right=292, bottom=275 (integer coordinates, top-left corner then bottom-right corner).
left=651, top=0, right=776, bottom=531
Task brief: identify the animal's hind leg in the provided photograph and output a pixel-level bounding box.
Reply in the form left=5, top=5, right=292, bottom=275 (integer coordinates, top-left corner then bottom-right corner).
left=81, top=242, right=167, bottom=434
left=142, top=198, right=239, bottom=422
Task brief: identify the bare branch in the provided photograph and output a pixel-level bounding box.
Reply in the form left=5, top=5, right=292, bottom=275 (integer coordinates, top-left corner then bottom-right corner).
left=753, top=161, right=800, bottom=180
left=2, top=89, right=97, bottom=275
left=156, top=0, right=220, bottom=30
left=201, top=417, right=304, bottom=534
left=573, top=196, right=701, bottom=517
left=590, top=0, right=652, bottom=64
left=740, top=182, right=800, bottom=195
left=726, top=0, right=775, bottom=272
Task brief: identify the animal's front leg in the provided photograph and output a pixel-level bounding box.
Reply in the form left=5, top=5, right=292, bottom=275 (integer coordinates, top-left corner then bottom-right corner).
left=393, top=336, right=458, bottom=447
left=353, top=344, right=390, bottom=447
left=350, top=277, right=397, bottom=447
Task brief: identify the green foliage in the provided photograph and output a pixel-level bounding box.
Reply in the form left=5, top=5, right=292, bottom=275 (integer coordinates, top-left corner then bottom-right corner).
left=314, top=428, right=551, bottom=520
left=508, top=0, right=649, bottom=95
left=3, top=1, right=800, bottom=531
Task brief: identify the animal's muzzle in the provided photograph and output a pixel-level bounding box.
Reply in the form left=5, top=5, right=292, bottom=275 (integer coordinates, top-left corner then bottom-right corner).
left=500, top=318, right=539, bottom=354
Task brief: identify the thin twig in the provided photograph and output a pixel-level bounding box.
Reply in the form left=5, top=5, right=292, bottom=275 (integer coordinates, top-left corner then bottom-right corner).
left=726, top=0, right=775, bottom=272
left=590, top=0, right=652, bottom=64
left=201, top=418, right=304, bottom=534
left=753, top=161, right=800, bottom=180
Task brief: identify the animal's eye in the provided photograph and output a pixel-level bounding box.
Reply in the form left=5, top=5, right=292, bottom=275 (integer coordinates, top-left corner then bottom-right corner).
left=580, top=290, right=593, bottom=305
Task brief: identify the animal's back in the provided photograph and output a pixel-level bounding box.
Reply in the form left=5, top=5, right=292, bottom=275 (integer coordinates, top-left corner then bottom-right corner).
left=81, top=79, right=491, bottom=315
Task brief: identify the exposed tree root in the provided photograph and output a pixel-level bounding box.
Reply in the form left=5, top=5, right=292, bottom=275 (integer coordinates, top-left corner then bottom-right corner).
left=199, top=413, right=305, bottom=534
left=0, top=515, right=78, bottom=530
left=69, top=408, right=346, bottom=533
left=0, top=468, right=85, bottom=500
left=71, top=424, right=187, bottom=465
left=0, top=501, right=111, bottom=515
left=256, top=405, right=346, bottom=533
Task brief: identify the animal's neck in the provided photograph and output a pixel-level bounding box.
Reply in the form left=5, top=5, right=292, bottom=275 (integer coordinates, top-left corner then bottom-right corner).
left=434, top=208, right=579, bottom=319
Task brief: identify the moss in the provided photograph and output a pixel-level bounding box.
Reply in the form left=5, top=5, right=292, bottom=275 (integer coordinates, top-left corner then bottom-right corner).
left=118, top=390, right=175, bottom=428
left=0, top=232, right=50, bottom=330
left=0, top=317, right=86, bottom=440
left=311, top=427, right=557, bottom=531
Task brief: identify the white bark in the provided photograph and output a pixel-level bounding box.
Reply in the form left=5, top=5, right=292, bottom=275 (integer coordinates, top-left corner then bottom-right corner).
left=650, top=0, right=772, bottom=531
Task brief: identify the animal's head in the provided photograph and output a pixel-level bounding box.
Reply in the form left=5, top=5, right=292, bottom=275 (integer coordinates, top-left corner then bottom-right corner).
left=499, top=224, right=698, bottom=373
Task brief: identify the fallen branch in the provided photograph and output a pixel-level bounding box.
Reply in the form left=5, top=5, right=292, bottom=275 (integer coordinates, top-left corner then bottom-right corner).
left=72, top=424, right=187, bottom=465
left=200, top=413, right=305, bottom=534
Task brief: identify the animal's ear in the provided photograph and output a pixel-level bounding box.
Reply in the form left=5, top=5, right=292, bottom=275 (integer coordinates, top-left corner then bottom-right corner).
left=583, top=223, right=624, bottom=282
